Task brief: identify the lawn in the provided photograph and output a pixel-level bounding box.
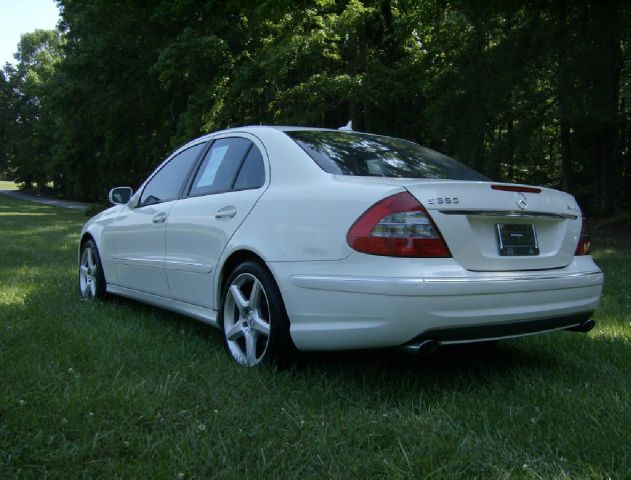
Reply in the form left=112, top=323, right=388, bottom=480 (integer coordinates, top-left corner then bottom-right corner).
left=1, top=195, right=629, bottom=478
left=0, top=180, right=18, bottom=190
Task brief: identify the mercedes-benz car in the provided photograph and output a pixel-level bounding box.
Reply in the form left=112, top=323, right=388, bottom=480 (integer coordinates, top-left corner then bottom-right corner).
left=78, top=126, right=603, bottom=366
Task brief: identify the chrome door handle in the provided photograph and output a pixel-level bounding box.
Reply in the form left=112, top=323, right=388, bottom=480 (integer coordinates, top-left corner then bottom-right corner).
left=215, top=206, right=237, bottom=219
left=152, top=212, right=167, bottom=224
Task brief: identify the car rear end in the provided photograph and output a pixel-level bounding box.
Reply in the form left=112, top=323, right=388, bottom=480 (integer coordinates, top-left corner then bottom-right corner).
left=266, top=129, right=604, bottom=351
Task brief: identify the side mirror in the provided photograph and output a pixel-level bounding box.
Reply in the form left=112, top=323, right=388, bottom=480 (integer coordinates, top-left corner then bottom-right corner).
left=108, top=186, right=133, bottom=205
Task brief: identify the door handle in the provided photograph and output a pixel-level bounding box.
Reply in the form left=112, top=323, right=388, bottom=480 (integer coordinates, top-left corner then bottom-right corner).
left=215, top=206, right=237, bottom=219
left=152, top=212, right=167, bottom=224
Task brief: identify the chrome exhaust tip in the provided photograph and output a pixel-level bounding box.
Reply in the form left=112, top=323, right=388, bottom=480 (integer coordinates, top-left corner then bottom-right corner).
left=399, top=339, right=440, bottom=356
left=567, top=319, right=596, bottom=333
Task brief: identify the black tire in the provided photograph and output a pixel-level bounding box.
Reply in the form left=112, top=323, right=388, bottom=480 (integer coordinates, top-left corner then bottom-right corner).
left=219, top=260, right=294, bottom=367
left=79, top=239, right=107, bottom=298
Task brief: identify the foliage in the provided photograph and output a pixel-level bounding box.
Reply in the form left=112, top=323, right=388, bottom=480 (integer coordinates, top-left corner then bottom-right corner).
left=1, top=30, right=63, bottom=188
left=0, top=0, right=629, bottom=213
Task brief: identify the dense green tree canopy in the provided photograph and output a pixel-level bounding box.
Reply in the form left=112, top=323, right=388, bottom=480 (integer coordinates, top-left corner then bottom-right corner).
left=0, top=0, right=629, bottom=213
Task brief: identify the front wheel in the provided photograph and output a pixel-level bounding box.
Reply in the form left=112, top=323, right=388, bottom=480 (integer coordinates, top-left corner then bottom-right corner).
left=79, top=239, right=106, bottom=299
left=220, top=261, right=293, bottom=367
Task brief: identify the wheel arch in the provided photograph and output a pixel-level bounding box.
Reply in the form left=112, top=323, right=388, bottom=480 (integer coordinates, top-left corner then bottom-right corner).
left=216, top=249, right=277, bottom=309
left=216, top=247, right=296, bottom=364
left=78, top=232, right=95, bottom=263
left=78, top=229, right=106, bottom=280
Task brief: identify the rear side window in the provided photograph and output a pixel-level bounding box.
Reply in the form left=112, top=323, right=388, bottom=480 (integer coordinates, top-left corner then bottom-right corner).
left=234, top=147, right=265, bottom=190
left=286, top=131, right=488, bottom=181
left=139, top=142, right=205, bottom=207
left=189, top=138, right=252, bottom=196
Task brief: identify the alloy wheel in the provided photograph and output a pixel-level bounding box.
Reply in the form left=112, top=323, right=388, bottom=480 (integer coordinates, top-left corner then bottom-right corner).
left=79, top=246, right=98, bottom=298
left=223, top=273, right=272, bottom=366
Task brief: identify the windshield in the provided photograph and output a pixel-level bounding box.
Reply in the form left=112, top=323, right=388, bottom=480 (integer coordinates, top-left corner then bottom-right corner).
left=286, top=131, right=488, bottom=181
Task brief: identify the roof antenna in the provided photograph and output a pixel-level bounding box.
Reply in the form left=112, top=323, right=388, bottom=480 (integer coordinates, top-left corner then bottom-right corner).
left=338, top=120, right=353, bottom=131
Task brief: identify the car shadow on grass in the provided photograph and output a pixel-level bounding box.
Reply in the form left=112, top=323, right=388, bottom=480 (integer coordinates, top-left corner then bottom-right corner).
left=299, top=340, right=555, bottom=378
left=108, top=295, right=555, bottom=372
left=101, top=294, right=568, bottom=384
left=52, top=283, right=616, bottom=402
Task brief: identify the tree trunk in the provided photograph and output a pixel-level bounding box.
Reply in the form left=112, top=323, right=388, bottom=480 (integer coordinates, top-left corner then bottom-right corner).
left=555, top=0, right=573, bottom=192
left=622, top=112, right=631, bottom=205
left=591, top=0, right=623, bottom=213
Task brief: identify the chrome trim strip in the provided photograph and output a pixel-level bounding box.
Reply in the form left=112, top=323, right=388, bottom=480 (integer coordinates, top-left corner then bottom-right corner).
left=106, top=284, right=218, bottom=327
left=438, top=209, right=579, bottom=220
left=294, top=271, right=601, bottom=285
left=110, top=255, right=163, bottom=268
left=439, top=324, right=581, bottom=345
left=422, top=271, right=602, bottom=283
left=163, top=259, right=213, bottom=274
left=289, top=271, right=603, bottom=296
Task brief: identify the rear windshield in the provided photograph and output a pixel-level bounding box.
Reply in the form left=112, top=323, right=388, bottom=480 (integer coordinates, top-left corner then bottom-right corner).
left=287, top=131, right=488, bottom=181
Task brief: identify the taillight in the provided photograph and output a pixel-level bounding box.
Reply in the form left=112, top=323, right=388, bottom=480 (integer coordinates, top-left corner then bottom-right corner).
left=347, top=192, right=451, bottom=257
left=575, top=219, right=591, bottom=255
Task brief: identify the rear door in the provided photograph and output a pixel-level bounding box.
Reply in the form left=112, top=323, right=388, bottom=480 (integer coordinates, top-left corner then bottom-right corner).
left=405, top=181, right=582, bottom=271
left=164, top=135, right=268, bottom=308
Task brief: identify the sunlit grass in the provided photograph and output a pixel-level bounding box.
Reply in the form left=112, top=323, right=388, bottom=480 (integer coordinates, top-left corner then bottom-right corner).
left=0, top=194, right=630, bottom=478
left=0, top=180, right=18, bottom=190
left=0, top=212, right=54, bottom=216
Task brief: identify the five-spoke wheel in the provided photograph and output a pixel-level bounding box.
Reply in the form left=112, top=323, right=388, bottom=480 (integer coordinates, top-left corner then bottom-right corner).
left=79, top=240, right=106, bottom=299
left=223, top=273, right=271, bottom=365
left=221, top=261, right=293, bottom=367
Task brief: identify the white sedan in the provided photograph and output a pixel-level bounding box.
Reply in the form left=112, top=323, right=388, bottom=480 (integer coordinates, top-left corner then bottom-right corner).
left=79, top=126, right=604, bottom=366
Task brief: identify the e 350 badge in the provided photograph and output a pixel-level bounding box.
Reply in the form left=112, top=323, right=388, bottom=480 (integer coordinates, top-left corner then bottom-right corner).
left=427, top=197, right=460, bottom=205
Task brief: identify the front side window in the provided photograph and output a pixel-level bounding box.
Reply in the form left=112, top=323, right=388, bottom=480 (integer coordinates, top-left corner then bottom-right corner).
left=189, top=138, right=262, bottom=196
left=139, top=142, right=205, bottom=207
left=286, top=131, right=488, bottom=181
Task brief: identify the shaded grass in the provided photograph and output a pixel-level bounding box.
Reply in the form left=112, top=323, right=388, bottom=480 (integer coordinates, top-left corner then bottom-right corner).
left=0, top=195, right=630, bottom=478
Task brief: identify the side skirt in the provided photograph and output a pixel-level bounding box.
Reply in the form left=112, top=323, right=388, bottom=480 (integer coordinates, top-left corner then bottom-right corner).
left=106, top=284, right=219, bottom=328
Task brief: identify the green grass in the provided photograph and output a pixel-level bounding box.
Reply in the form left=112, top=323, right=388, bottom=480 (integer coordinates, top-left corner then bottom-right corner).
left=0, top=180, right=18, bottom=190
left=1, top=195, right=630, bottom=478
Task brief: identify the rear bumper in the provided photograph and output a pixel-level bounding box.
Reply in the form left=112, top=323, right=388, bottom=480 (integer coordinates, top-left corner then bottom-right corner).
left=269, top=255, right=604, bottom=351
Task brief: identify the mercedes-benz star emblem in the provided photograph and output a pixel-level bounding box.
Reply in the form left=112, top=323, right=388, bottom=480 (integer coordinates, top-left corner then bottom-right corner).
left=516, top=193, right=528, bottom=210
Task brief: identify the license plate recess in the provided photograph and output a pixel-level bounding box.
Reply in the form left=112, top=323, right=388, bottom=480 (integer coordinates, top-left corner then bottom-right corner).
left=495, top=223, right=539, bottom=256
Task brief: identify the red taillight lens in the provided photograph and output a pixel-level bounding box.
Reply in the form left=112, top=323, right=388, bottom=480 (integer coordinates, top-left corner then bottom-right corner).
left=575, top=219, right=591, bottom=255
left=347, top=192, right=451, bottom=257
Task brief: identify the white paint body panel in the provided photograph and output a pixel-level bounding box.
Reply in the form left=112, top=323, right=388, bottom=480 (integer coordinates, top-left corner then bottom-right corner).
left=268, top=255, right=602, bottom=350
left=103, top=201, right=174, bottom=296
left=164, top=133, right=270, bottom=308
left=80, top=126, right=604, bottom=352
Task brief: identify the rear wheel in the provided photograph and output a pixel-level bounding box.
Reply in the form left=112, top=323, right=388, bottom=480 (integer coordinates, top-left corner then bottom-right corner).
left=220, top=261, right=293, bottom=367
left=79, top=239, right=106, bottom=299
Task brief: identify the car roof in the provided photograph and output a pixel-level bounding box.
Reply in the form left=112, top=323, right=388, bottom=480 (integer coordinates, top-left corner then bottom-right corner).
left=177, top=125, right=391, bottom=157
left=178, top=125, right=362, bottom=150
left=213, top=125, right=341, bottom=134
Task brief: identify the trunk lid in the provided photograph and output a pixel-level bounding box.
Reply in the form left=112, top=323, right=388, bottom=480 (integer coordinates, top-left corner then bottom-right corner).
left=404, top=180, right=582, bottom=271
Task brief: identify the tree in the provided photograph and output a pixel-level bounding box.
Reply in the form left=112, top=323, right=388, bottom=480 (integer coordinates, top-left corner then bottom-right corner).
left=0, top=69, right=11, bottom=176
left=48, top=0, right=177, bottom=199
left=2, top=30, right=62, bottom=189
left=0, top=0, right=629, bottom=210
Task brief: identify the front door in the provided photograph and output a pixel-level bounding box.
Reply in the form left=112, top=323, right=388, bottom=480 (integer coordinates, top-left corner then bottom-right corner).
left=105, top=201, right=175, bottom=296
left=103, top=141, right=206, bottom=296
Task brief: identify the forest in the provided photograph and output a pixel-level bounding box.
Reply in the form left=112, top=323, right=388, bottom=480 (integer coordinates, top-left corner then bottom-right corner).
left=0, top=0, right=629, bottom=214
